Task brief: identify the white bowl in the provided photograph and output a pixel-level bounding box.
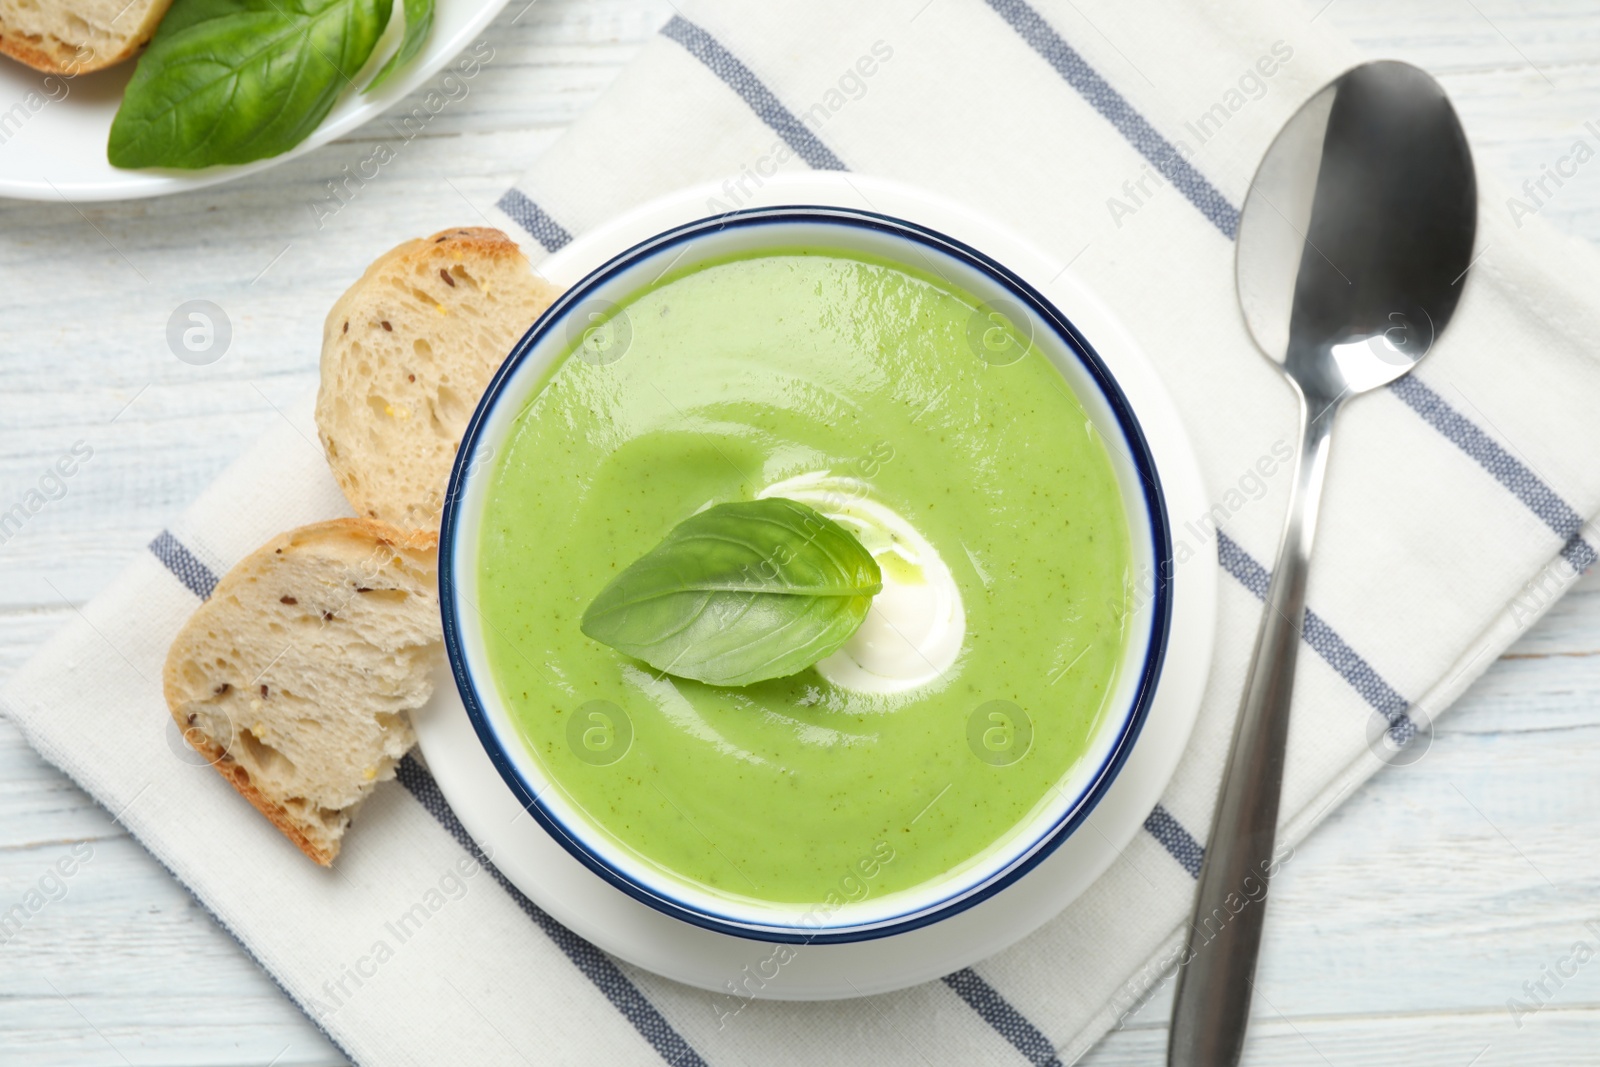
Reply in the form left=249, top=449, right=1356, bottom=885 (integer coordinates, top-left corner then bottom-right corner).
left=416, top=172, right=1215, bottom=993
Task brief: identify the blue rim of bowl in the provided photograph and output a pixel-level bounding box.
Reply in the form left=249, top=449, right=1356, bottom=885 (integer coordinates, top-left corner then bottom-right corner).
left=438, top=204, right=1174, bottom=945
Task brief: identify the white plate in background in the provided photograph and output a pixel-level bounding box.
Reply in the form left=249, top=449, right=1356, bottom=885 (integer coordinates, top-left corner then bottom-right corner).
left=0, top=0, right=509, bottom=202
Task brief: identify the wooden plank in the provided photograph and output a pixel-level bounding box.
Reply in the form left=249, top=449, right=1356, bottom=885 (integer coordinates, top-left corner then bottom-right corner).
left=0, top=836, right=339, bottom=1065
left=1085, top=1006, right=1600, bottom=1067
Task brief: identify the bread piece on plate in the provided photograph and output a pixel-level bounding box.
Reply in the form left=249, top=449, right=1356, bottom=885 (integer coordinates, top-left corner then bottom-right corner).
left=0, top=0, right=172, bottom=73
left=163, top=519, right=440, bottom=865
left=316, top=226, right=563, bottom=532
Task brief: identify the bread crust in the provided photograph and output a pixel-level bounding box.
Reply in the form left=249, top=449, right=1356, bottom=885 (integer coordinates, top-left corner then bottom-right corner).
left=163, top=518, right=438, bottom=866
left=353, top=227, right=529, bottom=276
left=181, top=728, right=341, bottom=866
left=316, top=226, right=561, bottom=533
left=0, top=35, right=86, bottom=74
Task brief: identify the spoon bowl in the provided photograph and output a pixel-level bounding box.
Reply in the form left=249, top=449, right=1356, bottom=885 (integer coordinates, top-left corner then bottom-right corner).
left=1237, top=59, right=1477, bottom=404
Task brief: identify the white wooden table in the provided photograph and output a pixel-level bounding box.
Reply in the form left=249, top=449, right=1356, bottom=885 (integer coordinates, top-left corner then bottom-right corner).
left=1, top=2, right=1597, bottom=1063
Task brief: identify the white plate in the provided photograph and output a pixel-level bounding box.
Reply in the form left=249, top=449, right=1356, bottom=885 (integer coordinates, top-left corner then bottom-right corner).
left=413, top=173, right=1218, bottom=999
left=0, top=0, right=509, bottom=202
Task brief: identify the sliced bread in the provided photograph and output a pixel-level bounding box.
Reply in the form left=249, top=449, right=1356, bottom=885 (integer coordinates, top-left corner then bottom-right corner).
left=0, top=0, right=172, bottom=73
left=163, top=519, right=441, bottom=865
left=316, top=226, right=563, bottom=532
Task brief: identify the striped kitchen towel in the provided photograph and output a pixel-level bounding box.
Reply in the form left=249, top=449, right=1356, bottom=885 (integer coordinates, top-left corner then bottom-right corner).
left=8, top=1, right=1600, bottom=1064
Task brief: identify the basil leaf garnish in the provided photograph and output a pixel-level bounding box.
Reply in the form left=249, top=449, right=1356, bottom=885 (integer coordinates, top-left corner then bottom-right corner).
left=108, top=0, right=392, bottom=170
left=364, top=0, right=433, bottom=93
left=580, top=498, right=883, bottom=687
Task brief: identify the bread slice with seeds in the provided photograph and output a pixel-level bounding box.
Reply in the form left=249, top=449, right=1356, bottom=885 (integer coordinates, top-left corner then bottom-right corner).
left=0, top=0, right=172, bottom=73
left=163, top=519, right=440, bottom=865
left=315, top=227, right=563, bottom=532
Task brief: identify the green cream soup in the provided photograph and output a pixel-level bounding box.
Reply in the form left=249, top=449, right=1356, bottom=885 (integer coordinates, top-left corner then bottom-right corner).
left=477, top=248, right=1133, bottom=907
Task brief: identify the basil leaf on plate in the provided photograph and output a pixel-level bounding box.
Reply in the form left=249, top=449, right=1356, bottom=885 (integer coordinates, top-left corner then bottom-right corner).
left=581, top=498, right=883, bottom=687
left=108, top=0, right=392, bottom=170
left=364, top=0, right=433, bottom=92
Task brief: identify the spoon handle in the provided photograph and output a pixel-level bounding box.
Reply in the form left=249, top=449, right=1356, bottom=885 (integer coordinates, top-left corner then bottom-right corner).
left=1167, top=395, right=1337, bottom=1067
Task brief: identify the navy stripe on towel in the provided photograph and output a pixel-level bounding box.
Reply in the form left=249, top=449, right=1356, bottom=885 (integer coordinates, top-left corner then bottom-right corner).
left=1218, top=529, right=1419, bottom=753
left=661, top=15, right=847, bottom=172
left=1390, top=375, right=1598, bottom=572
left=983, top=0, right=1239, bottom=237
left=1217, top=530, right=1412, bottom=721
left=396, top=757, right=709, bottom=1067
left=944, top=968, right=1064, bottom=1067
left=496, top=188, right=574, bottom=252
left=1143, top=805, right=1203, bottom=879
left=148, top=530, right=219, bottom=600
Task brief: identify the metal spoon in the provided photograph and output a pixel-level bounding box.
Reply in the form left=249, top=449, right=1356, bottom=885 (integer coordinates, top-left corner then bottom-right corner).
left=1167, top=60, right=1477, bottom=1067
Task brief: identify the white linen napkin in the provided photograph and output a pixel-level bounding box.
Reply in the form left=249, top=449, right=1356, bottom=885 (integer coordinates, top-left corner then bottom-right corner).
left=8, top=1, right=1600, bottom=1064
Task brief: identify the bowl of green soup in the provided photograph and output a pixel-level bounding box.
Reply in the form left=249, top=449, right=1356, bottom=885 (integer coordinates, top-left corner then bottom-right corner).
left=436, top=175, right=1211, bottom=949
